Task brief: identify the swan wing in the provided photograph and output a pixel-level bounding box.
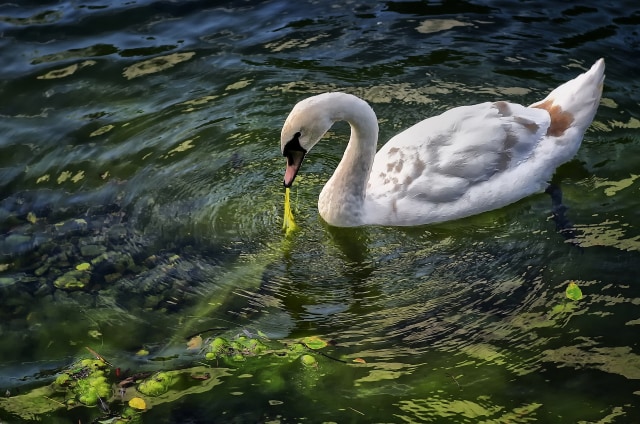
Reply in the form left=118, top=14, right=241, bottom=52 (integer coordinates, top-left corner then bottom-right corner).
left=368, top=101, right=551, bottom=204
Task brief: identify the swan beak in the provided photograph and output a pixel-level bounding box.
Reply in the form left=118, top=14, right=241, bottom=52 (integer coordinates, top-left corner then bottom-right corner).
left=283, top=149, right=305, bottom=187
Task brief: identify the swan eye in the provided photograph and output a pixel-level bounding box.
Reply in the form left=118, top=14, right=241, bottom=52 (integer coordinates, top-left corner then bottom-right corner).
left=283, top=132, right=306, bottom=157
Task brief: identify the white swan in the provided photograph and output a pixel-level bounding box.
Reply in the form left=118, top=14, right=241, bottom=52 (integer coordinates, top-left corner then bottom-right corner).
left=281, top=59, right=605, bottom=227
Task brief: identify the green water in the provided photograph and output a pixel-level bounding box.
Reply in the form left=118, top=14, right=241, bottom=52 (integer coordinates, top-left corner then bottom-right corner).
left=1, top=1, right=640, bottom=422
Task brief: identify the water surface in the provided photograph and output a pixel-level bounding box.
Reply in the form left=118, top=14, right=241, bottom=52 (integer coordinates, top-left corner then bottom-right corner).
left=1, top=0, right=640, bottom=422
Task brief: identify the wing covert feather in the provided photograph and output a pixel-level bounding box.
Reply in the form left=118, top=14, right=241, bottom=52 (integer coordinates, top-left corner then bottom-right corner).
left=368, top=102, right=551, bottom=203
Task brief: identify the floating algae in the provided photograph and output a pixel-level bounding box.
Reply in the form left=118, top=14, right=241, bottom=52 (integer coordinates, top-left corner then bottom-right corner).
left=283, top=187, right=298, bottom=235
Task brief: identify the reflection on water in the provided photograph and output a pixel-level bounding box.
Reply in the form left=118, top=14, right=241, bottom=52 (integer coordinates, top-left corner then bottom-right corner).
left=1, top=0, right=640, bottom=422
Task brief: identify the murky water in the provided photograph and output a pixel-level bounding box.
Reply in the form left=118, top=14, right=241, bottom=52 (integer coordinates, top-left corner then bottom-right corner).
left=1, top=0, right=640, bottom=422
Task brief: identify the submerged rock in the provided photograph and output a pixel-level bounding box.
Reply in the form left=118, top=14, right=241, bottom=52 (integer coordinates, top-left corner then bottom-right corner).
left=54, top=269, right=91, bottom=290
left=0, top=234, right=34, bottom=256
left=34, top=263, right=50, bottom=277
left=0, top=277, right=16, bottom=287
left=79, top=244, right=106, bottom=258
left=1, top=190, right=231, bottom=330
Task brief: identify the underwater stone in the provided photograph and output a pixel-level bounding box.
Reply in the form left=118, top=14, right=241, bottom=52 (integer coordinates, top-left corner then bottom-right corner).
left=56, top=247, right=73, bottom=268
left=91, top=251, right=134, bottom=275
left=34, top=263, right=50, bottom=276
left=34, top=282, right=53, bottom=297
left=54, top=219, right=89, bottom=235
left=0, top=275, right=16, bottom=285
left=0, top=234, right=33, bottom=256
left=18, top=276, right=40, bottom=286
left=104, top=272, right=121, bottom=284
left=3, top=234, right=32, bottom=245
left=54, top=269, right=90, bottom=290
left=80, top=244, right=105, bottom=258
left=46, top=267, right=63, bottom=280
left=107, top=224, right=128, bottom=241
left=114, top=252, right=135, bottom=273
left=90, top=252, right=111, bottom=266
left=144, top=255, right=159, bottom=267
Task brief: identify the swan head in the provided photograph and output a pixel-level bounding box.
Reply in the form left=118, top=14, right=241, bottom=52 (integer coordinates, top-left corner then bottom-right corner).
left=280, top=94, right=338, bottom=187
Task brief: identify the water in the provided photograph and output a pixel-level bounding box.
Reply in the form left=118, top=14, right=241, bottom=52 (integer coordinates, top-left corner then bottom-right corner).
left=1, top=0, right=640, bottom=422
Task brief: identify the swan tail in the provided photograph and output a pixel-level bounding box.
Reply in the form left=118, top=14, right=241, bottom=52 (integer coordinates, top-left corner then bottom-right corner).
left=530, top=58, right=605, bottom=138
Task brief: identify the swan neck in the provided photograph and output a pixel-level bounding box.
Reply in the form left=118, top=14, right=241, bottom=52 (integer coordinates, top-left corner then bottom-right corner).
left=319, top=96, right=378, bottom=226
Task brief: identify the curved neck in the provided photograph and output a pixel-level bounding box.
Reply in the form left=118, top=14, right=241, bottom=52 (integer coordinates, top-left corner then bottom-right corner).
left=319, top=95, right=379, bottom=227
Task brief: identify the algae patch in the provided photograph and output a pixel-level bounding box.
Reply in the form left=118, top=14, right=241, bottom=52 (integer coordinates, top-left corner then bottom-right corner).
left=283, top=187, right=298, bottom=235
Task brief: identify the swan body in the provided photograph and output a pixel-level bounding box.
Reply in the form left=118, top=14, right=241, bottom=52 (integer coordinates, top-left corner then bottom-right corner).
left=281, top=59, right=605, bottom=227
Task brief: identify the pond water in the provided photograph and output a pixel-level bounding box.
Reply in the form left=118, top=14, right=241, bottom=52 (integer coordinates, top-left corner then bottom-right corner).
left=1, top=0, right=640, bottom=422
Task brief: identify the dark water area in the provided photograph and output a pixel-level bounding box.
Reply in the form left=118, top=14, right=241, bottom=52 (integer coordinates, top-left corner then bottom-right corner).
left=1, top=0, right=640, bottom=422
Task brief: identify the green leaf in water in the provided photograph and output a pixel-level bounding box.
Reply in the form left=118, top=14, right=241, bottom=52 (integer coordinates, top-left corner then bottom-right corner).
left=128, top=397, right=147, bottom=410
left=566, top=281, right=583, bottom=301
left=300, top=336, right=327, bottom=350
left=300, top=354, right=317, bottom=368
left=138, top=372, right=171, bottom=396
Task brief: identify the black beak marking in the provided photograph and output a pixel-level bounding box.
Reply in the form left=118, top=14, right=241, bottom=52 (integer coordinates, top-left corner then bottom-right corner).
left=283, top=132, right=306, bottom=188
